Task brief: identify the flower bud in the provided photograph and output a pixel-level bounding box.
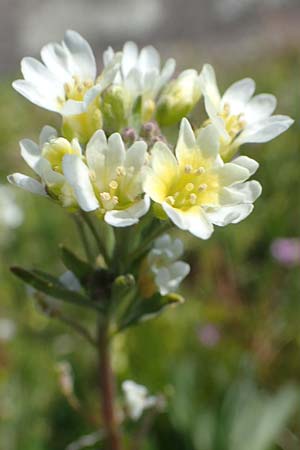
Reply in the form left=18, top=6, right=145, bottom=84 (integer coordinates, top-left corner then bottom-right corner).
left=102, top=84, right=132, bottom=134
left=156, top=70, right=201, bottom=126
left=62, top=98, right=103, bottom=145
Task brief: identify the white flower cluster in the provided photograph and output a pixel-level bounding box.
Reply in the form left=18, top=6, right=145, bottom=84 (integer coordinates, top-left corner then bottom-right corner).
left=9, top=29, right=294, bottom=240
left=122, top=380, right=161, bottom=420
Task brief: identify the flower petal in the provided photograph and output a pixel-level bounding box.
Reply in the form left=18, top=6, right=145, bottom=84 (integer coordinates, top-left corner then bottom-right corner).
left=20, top=139, right=41, bottom=173
left=62, top=155, right=99, bottom=211
left=162, top=203, right=214, bottom=239
left=175, top=118, right=197, bottom=165
left=217, top=163, right=250, bottom=186
left=232, top=156, right=259, bottom=176
left=221, top=78, right=255, bottom=115
left=125, top=141, right=147, bottom=170
left=12, top=80, right=61, bottom=112
left=39, top=125, right=57, bottom=146
left=20, top=57, right=64, bottom=96
left=199, top=64, right=221, bottom=113
left=236, top=115, right=294, bottom=145
left=41, top=42, right=72, bottom=83
left=150, top=142, right=178, bottom=181
left=196, top=123, right=220, bottom=159
left=7, top=173, right=47, bottom=196
left=63, top=30, right=96, bottom=81
left=138, top=45, right=160, bottom=73
left=244, top=94, right=277, bottom=124
left=104, top=196, right=150, bottom=227
left=206, top=204, right=254, bottom=226
left=227, top=180, right=262, bottom=203
left=122, top=41, right=138, bottom=77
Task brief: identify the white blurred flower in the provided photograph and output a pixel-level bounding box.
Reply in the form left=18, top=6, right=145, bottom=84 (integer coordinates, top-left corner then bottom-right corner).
left=63, top=129, right=150, bottom=227
left=122, top=380, right=158, bottom=420
left=148, top=234, right=190, bottom=295
left=0, top=185, right=23, bottom=229
left=199, top=64, right=294, bottom=160
left=13, top=30, right=120, bottom=117
left=103, top=41, right=175, bottom=121
left=0, top=318, right=16, bottom=342
left=8, top=126, right=82, bottom=209
left=144, top=118, right=262, bottom=239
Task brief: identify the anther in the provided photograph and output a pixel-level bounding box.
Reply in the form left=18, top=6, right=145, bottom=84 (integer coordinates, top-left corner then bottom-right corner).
left=100, top=192, right=111, bottom=201
left=189, top=193, right=197, bottom=204
left=195, top=166, right=205, bottom=175
left=198, top=184, right=207, bottom=192
left=184, top=165, right=192, bottom=174
left=166, top=196, right=175, bottom=205
left=116, top=166, right=126, bottom=177
left=109, top=180, right=118, bottom=190
left=185, top=183, right=194, bottom=192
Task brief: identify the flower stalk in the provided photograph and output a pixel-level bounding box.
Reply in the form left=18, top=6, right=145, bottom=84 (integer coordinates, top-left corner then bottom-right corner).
left=98, top=320, right=122, bottom=450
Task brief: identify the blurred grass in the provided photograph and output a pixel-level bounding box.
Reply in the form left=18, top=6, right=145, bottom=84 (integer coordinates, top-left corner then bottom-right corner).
left=1, top=48, right=300, bottom=449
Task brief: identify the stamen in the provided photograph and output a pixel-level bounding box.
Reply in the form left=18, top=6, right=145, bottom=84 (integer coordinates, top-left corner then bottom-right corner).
left=116, top=166, right=126, bottom=177
left=185, top=183, right=194, bottom=192
left=223, top=103, right=230, bottom=115
left=112, top=196, right=119, bottom=205
left=198, top=183, right=207, bottom=192
left=184, top=165, right=192, bottom=174
left=109, top=180, right=118, bottom=190
left=166, top=195, right=175, bottom=205
left=100, top=192, right=111, bottom=201
left=195, top=166, right=205, bottom=175
left=189, top=193, right=197, bottom=204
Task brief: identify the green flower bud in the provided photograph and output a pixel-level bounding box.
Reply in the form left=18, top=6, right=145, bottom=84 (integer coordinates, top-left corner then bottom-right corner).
left=156, top=70, right=201, bottom=126
left=102, top=85, right=132, bottom=134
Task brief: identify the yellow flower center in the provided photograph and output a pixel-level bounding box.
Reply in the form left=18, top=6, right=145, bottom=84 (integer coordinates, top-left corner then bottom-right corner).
left=64, top=76, right=94, bottom=102
left=165, top=164, right=219, bottom=210
left=42, top=138, right=80, bottom=173
left=220, top=103, right=246, bottom=140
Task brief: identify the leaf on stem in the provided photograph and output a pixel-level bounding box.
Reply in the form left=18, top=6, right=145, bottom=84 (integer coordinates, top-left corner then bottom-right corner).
left=118, top=292, right=185, bottom=331
left=60, top=244, right=93, bottom=284
left=11, top=266, right=101, bottom=311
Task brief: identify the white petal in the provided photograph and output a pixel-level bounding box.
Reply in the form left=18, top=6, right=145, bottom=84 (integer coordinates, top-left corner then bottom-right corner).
left=236, top=115, right=294, bottom=145
left=196, top=124, right=220, bottom=159
left=21, top=57, right=64, bottom=96
left=63, top=30, right=96, bottom=81
left=41, top=42, right=72, bottom=83
left=61, top=99, right=85, bottom=116
left=7, top=173, right=47, bottom=196
left=221, top=78, right=255, bottom=115
left=124, top=68, right=142, bottom=95
left=226, top=180, right=262, bottom=203
left=199, top=64, right=221, bottom=112
left=62, top=155, right=99, bottom=211
left=244, top=94, right=277, bottom=124
left=20, top=139, right=41, bottom=172
left=138, top=45, right=160, bottom=73
left=125, top=141, right=147, bottom=170
left=86, top=130, right=107, bottom=173
left=162, top=203, right=214, bottom=239
left=156, top=58, right=176, bottom=92
left=232, top=156, right=259, bottom=176
left=122, top=41, right=138, bottom=77
left=12, top=79, right=61, bottom=112
left=175, top=118, right=197, bottom=164
left=151, top=142, right=178, bottom=180
left=39, top=125, right=57, bottom=146
left=206, top=204, right=254, bottom=226
left=104, top=196, right=150, bottom=227
left=217, top=163, right=250, bottom=186
left=107, top=133, right=126, bottom=173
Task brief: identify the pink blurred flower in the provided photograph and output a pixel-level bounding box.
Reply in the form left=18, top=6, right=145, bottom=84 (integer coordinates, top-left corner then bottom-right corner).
left=197, top=324, right=221, bottom=347
left=271, top=238, right=300, bottom=266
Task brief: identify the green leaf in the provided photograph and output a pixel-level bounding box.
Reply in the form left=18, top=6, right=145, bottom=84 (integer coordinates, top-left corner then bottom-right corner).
left=118, top=292, right=185, bottom=331
left=11, top=266, right=101, bottom=311
left=60, top=245, right=92, bottom=283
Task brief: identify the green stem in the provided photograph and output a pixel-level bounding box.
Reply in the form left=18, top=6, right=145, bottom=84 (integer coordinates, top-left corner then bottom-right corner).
left=98, top=321, right=122, bottom=450
left=73, top=215, right=94, bottom=263
left=81, top=213, right=109, bottom=266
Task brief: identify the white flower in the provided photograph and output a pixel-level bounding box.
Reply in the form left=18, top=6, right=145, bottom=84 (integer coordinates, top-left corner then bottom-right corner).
left=144, top=118, right=262, bottom=239
left=63, top=130, right=150, bottom=227
left=8, top=126, right=83, bottom=209
left=199, top=64, right=294, bottom=159
left=156, top=69, right=202, bottom=126
left=13, top=30, right=121, bottom=117
left=122, top=380, right=158, bottom=420
left=0, top=185, right=23, bottom=229
left=148, top=234, right=190, bottom=295
left=103, top=41, right=176, bottom=121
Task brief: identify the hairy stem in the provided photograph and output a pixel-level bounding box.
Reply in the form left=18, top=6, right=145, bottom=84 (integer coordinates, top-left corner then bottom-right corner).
left=98, top=321, right=122, bottom=450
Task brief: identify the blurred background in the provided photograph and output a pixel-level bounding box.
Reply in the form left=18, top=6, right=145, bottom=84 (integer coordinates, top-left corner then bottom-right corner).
left=1, top=0, right=300, bottom=449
